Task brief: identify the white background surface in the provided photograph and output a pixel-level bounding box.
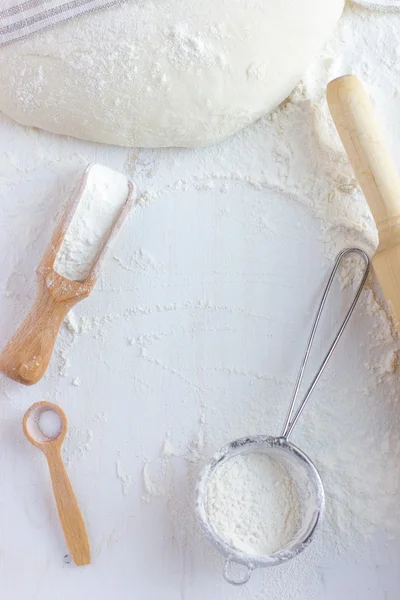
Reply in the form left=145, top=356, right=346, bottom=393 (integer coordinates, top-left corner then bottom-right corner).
left=1, top=3, right=400, bottom=599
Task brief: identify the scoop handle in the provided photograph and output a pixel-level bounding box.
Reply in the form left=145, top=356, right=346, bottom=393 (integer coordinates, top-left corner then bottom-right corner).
left=45, top=444, right=91, bottom=566
left=0, top=278, right=72, bottom=385
left=327, top=75, right=400, bottom=243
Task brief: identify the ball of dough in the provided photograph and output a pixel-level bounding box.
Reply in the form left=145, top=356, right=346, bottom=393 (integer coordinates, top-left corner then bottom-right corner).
left=0, top=0, right=344, bottom=148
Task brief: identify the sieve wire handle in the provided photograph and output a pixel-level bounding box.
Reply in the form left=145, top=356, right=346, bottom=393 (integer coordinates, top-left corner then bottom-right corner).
left=281, top=248, right=370, bottom=440
left=223, top=558, right=253, bottom=586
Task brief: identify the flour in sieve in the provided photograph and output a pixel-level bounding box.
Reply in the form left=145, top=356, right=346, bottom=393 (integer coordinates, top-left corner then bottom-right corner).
left=206, top=453, right=301, bottom=555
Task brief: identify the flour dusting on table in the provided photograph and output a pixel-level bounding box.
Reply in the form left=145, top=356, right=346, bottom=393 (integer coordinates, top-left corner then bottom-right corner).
left=1, top=3, right=400, bottom=599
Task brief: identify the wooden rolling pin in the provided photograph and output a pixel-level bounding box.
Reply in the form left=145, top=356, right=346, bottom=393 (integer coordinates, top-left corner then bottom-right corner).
left=327, top=75, right=400, bottom=329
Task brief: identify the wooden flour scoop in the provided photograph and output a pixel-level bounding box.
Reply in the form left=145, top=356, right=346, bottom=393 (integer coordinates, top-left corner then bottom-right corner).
left=0, top=165, right=134, bottom=385
left=327, top=75, right=400, bottom=330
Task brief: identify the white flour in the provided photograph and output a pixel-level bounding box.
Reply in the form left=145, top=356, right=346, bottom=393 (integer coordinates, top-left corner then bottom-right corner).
left=54, top=164, right=129, bottom=281
left=38, top=409, right=61, bottom=439
left=206, top=453, right=300, bottom=555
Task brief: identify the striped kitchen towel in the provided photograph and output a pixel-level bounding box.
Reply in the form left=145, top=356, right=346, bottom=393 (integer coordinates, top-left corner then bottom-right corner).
left=1, top=0, right=399, bottom=47
left=353, top=0, right=400, bottom=9
left=0, top=0, right=126, bottom=45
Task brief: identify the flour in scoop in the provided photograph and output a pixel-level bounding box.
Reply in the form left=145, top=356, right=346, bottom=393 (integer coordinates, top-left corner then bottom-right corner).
left=38, top=410, right=61, bottom=439
left=54, top=164, right=130, bottom=281
left=206, top=453, right=300, bottom=555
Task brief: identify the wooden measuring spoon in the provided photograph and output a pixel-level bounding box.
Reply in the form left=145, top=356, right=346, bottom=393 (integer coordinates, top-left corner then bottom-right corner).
left=0, top=165, right=134, bottom=385
left=23, top=401, right=91, bottom=566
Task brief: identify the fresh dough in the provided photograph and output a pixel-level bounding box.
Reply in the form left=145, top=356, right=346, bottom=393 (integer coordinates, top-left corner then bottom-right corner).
left=0, top=0, right=344, bottom=148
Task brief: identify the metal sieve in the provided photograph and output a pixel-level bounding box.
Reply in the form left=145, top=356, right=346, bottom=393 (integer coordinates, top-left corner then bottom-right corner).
left=195, top=248, right=370, bottom=585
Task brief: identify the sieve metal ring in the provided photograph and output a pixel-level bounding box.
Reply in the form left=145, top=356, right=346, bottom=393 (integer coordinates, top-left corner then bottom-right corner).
left=195, top=434, right=325, bottom=580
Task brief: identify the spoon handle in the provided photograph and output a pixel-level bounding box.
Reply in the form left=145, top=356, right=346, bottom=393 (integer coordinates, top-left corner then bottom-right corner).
left=46, top=445, right=91, bottom=566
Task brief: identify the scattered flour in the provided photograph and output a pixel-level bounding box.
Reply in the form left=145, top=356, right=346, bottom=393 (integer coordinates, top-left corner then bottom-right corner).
left=116, top=459, right=134, bottom=496
left=54, top=164, right=130, bottom=281
left=56, top=349, right=70, bottom=378
left=62, top=426, right=94, bottom=468
left=142, top=458, right=166, bottom=500
left=64, top=311, right=80, bottom=334
left=1, top=2, right=400, bottom=598
left=206, top=453, right=300, bottom=555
